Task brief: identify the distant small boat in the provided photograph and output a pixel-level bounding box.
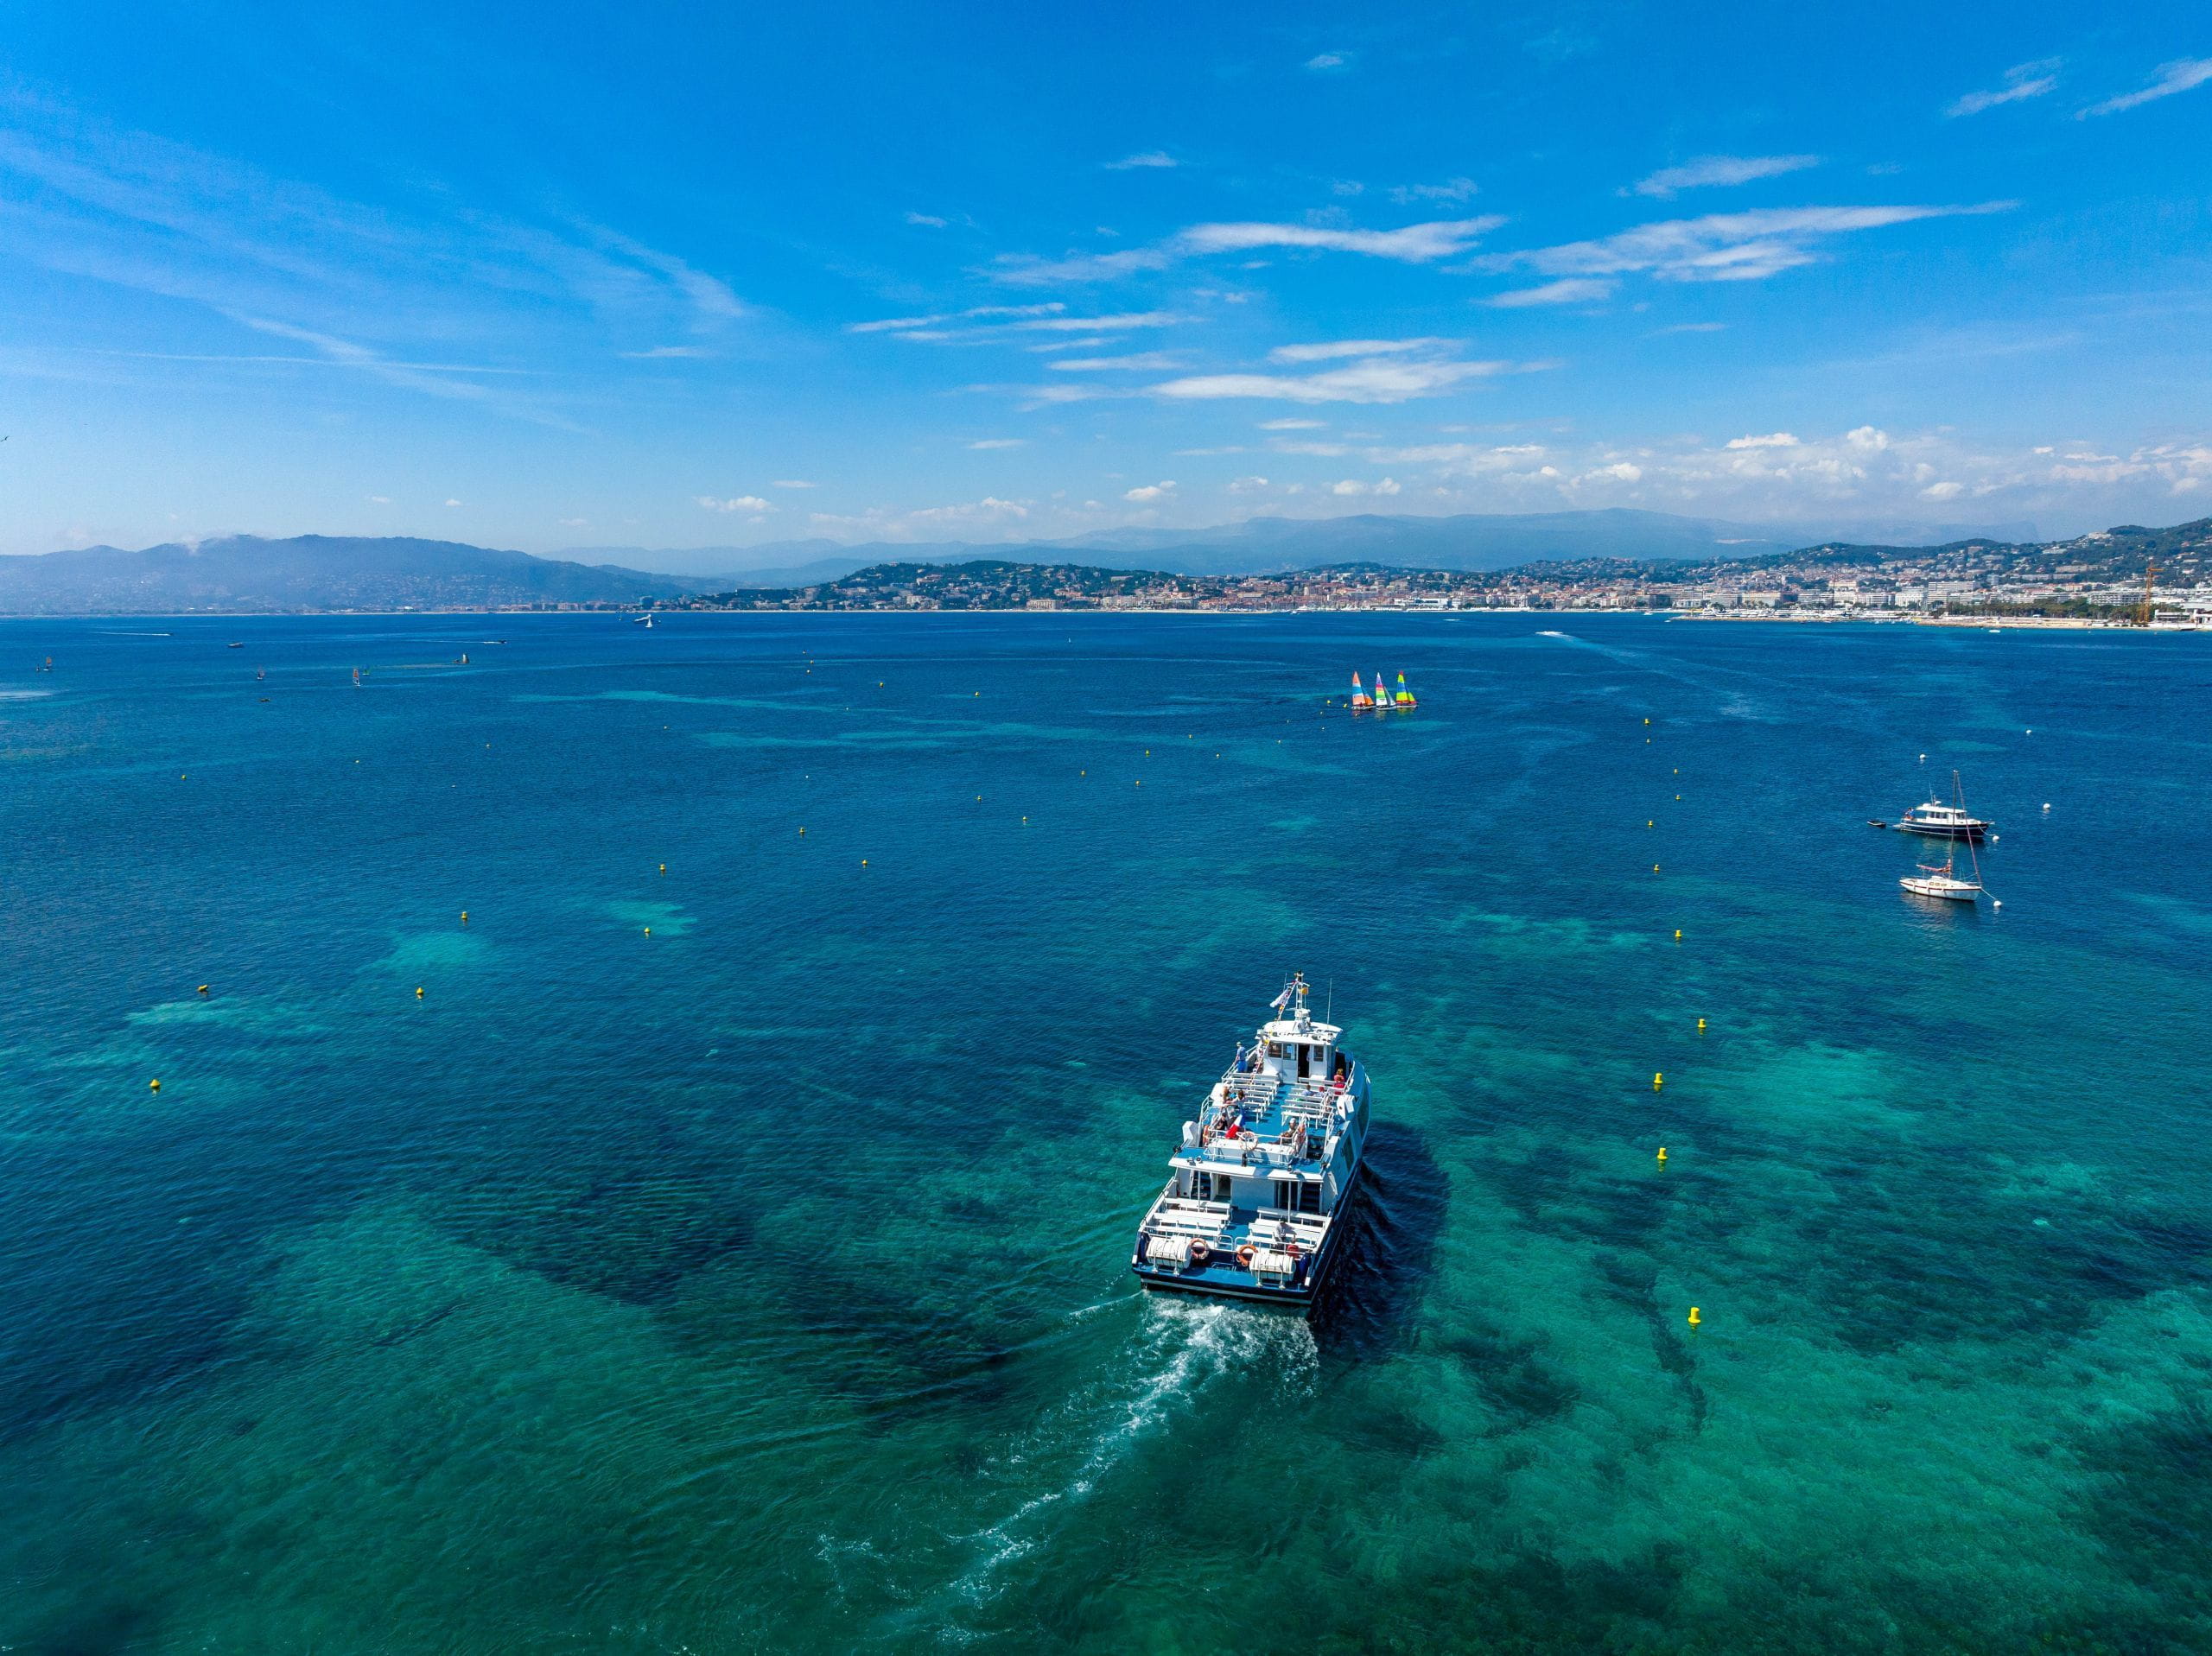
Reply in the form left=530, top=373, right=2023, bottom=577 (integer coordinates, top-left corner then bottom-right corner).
left=633, top=614, right=655, bottom=627
left=227, top=641, right=243, bottom=649
left=1866, top=819, right=1887, bottom=828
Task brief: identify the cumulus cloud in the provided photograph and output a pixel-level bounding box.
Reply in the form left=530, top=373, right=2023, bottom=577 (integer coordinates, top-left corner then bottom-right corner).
left=1726, top=432, right=1799, bottom=448
left=1105, top=150, right=1179, bottom=169
left=1486, top=277, right=1615, bottom=307
left=1483, top=202, right=2014, bottom=284
left=1632, top=155, right=1821, bottom=198
left=1124, top=480, right=1177, bottom=502
left=1330, top=476, right=1402, bottom=496
left=2079, top=58, right=2212, bottom=118
left=697, top=494, right=772, bottom=512
left=444, top=498, right=462, bottom=506
left=1228, top=475, right=1270, bottom=493
left=1948, top=60, right=2061, bottom=117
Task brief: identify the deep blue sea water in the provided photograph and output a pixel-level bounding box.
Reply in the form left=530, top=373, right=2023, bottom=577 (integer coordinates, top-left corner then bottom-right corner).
left=3, top=612, right=2209, bottom=1654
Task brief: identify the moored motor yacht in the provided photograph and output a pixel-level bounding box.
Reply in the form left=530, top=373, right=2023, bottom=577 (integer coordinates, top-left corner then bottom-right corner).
left=1896, top=796, right=1992, bottom=839
left=1130, top=974, right=1370, bottom=1309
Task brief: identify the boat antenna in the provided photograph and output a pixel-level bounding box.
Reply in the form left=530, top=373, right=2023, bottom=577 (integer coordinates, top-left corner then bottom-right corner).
left=1325, top=977, right=1333, bottom=1024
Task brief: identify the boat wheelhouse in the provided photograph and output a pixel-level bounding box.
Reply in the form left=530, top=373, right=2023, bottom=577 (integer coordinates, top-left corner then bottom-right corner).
left=1131, top=974, right=1370, bottom=1308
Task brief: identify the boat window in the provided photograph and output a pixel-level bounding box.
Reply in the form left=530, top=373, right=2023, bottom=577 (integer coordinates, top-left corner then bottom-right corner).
left=1267, top=1041, right=1283, bottom=1058
left=1296, top=1044, right=1310, bottom=1079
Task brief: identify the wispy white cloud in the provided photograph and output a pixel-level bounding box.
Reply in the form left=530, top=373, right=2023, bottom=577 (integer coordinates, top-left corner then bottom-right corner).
left=1305, top=52, right=1348, bottom=71
left=773, top=479, right=817, bottom=488
left=1484, top=203, right=2014, bottom=285
left=1151, top=352, right=1523, bottom=404
left=1726, top=432, right=1799, bottom=448
left=906, top=211, right=950, bottom=227
left=0, top=100, right=747, bottom=418
left=1631, top=155, right=1820, bottom=198
left=620, top=344, right=712, bottom=358
left=965, top=438, right=1027, bottom=449
left=847, top=302, right=1065, bottom=334
left=989, top=215, right=1503, bottom=284
left=1259, top=418, right=1326, bottom=429
left=1124, top=480, right=1176, bottom=502
left=1104, top=150, right=1179, bottom=170
left=1330, top=476, right=1402, bottom=496
left=1227, top=475, right=1271, bottom=493
left=1048, top=352, right=1185, bottom=371
left=2079, top=58, right=2212, bottom=118
left=698, top=494, right=772, bottom=512
left=1486, top=277, right=1616, bottom=307
left=1389, top=177, right=1479, bottom=204
left=1268, top=337, right=1452, bottom=363
left=1179, top=217, right=1503, bottom=261
left=1948, top=60, right=2061, bottom=117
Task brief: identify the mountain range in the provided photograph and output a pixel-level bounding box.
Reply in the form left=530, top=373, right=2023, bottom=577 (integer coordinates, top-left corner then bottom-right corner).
left=0, top=509, right=2044, bottom=613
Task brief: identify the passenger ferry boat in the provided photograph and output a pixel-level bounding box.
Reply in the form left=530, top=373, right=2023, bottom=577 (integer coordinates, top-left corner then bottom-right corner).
left=1130, top=974, right=1370, bottom=1308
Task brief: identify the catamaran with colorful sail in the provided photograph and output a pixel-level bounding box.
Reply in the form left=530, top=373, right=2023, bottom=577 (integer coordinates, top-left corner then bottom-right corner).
left=1392, top=672, right=1416, bottom=708
left=1130, top=973, right=1372, bottom=1308
left=1350, top=672, right=1374, bottom=710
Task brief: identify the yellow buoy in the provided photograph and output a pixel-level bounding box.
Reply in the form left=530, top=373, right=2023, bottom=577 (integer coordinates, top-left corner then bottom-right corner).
left=1653, top=1072, right=1663, bottom=1090
left=149, top=1078, right=161, bottom=1091
left=861, top=859, right=868, bottom=866
left=460, top=910, right=468, bottom=925
left=1653, top=864, right=1661, bottom=873
left=644, top=927, right=651, bottom=936
left=1647, top=820, right=1654, bottom=828
left=1673, top=929, right=1681, bottom=940
left=1697, top=1017, right=1707, bottom=1031
left=415, top=987, right=424, bottom=999
left=1656, top=1146, right=1668, bottom=1164
left=798, top=827, right=806, bottom=834
left=659, top=864, right=665, bottom=874
left=1643, top=718, right=1650, bottom=725
left=197, top=984, right=209, bottom=996
left=976, top=795, right=982, bottom=801
left=1688, top=1306, right=1701, bottom=1327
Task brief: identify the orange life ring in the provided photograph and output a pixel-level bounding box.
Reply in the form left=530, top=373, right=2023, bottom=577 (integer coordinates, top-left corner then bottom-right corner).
left=1236, top=1243, right=1256, bottom=1268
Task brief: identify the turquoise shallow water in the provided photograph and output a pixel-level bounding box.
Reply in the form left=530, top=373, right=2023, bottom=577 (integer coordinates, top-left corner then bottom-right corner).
left=3, top=612, right=2210, bottom=1653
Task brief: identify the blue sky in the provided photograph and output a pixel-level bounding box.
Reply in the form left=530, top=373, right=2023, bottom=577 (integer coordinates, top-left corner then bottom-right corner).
left=3, top=0, right=2210, bottom=561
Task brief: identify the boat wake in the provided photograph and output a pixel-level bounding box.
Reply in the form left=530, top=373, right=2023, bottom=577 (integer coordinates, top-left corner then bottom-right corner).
left=946, top=1298, right=1315, bottom=1608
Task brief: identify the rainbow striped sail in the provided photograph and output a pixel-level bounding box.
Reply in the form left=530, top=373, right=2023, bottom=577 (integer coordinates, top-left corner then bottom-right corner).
left=1394, top=671, right=1416, bottom=707
left=1351, top=671, right=1373, bottom=709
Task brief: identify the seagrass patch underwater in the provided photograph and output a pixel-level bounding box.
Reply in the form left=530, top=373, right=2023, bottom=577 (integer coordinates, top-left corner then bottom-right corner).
left=0, top=611, right=2208, bottom=1653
